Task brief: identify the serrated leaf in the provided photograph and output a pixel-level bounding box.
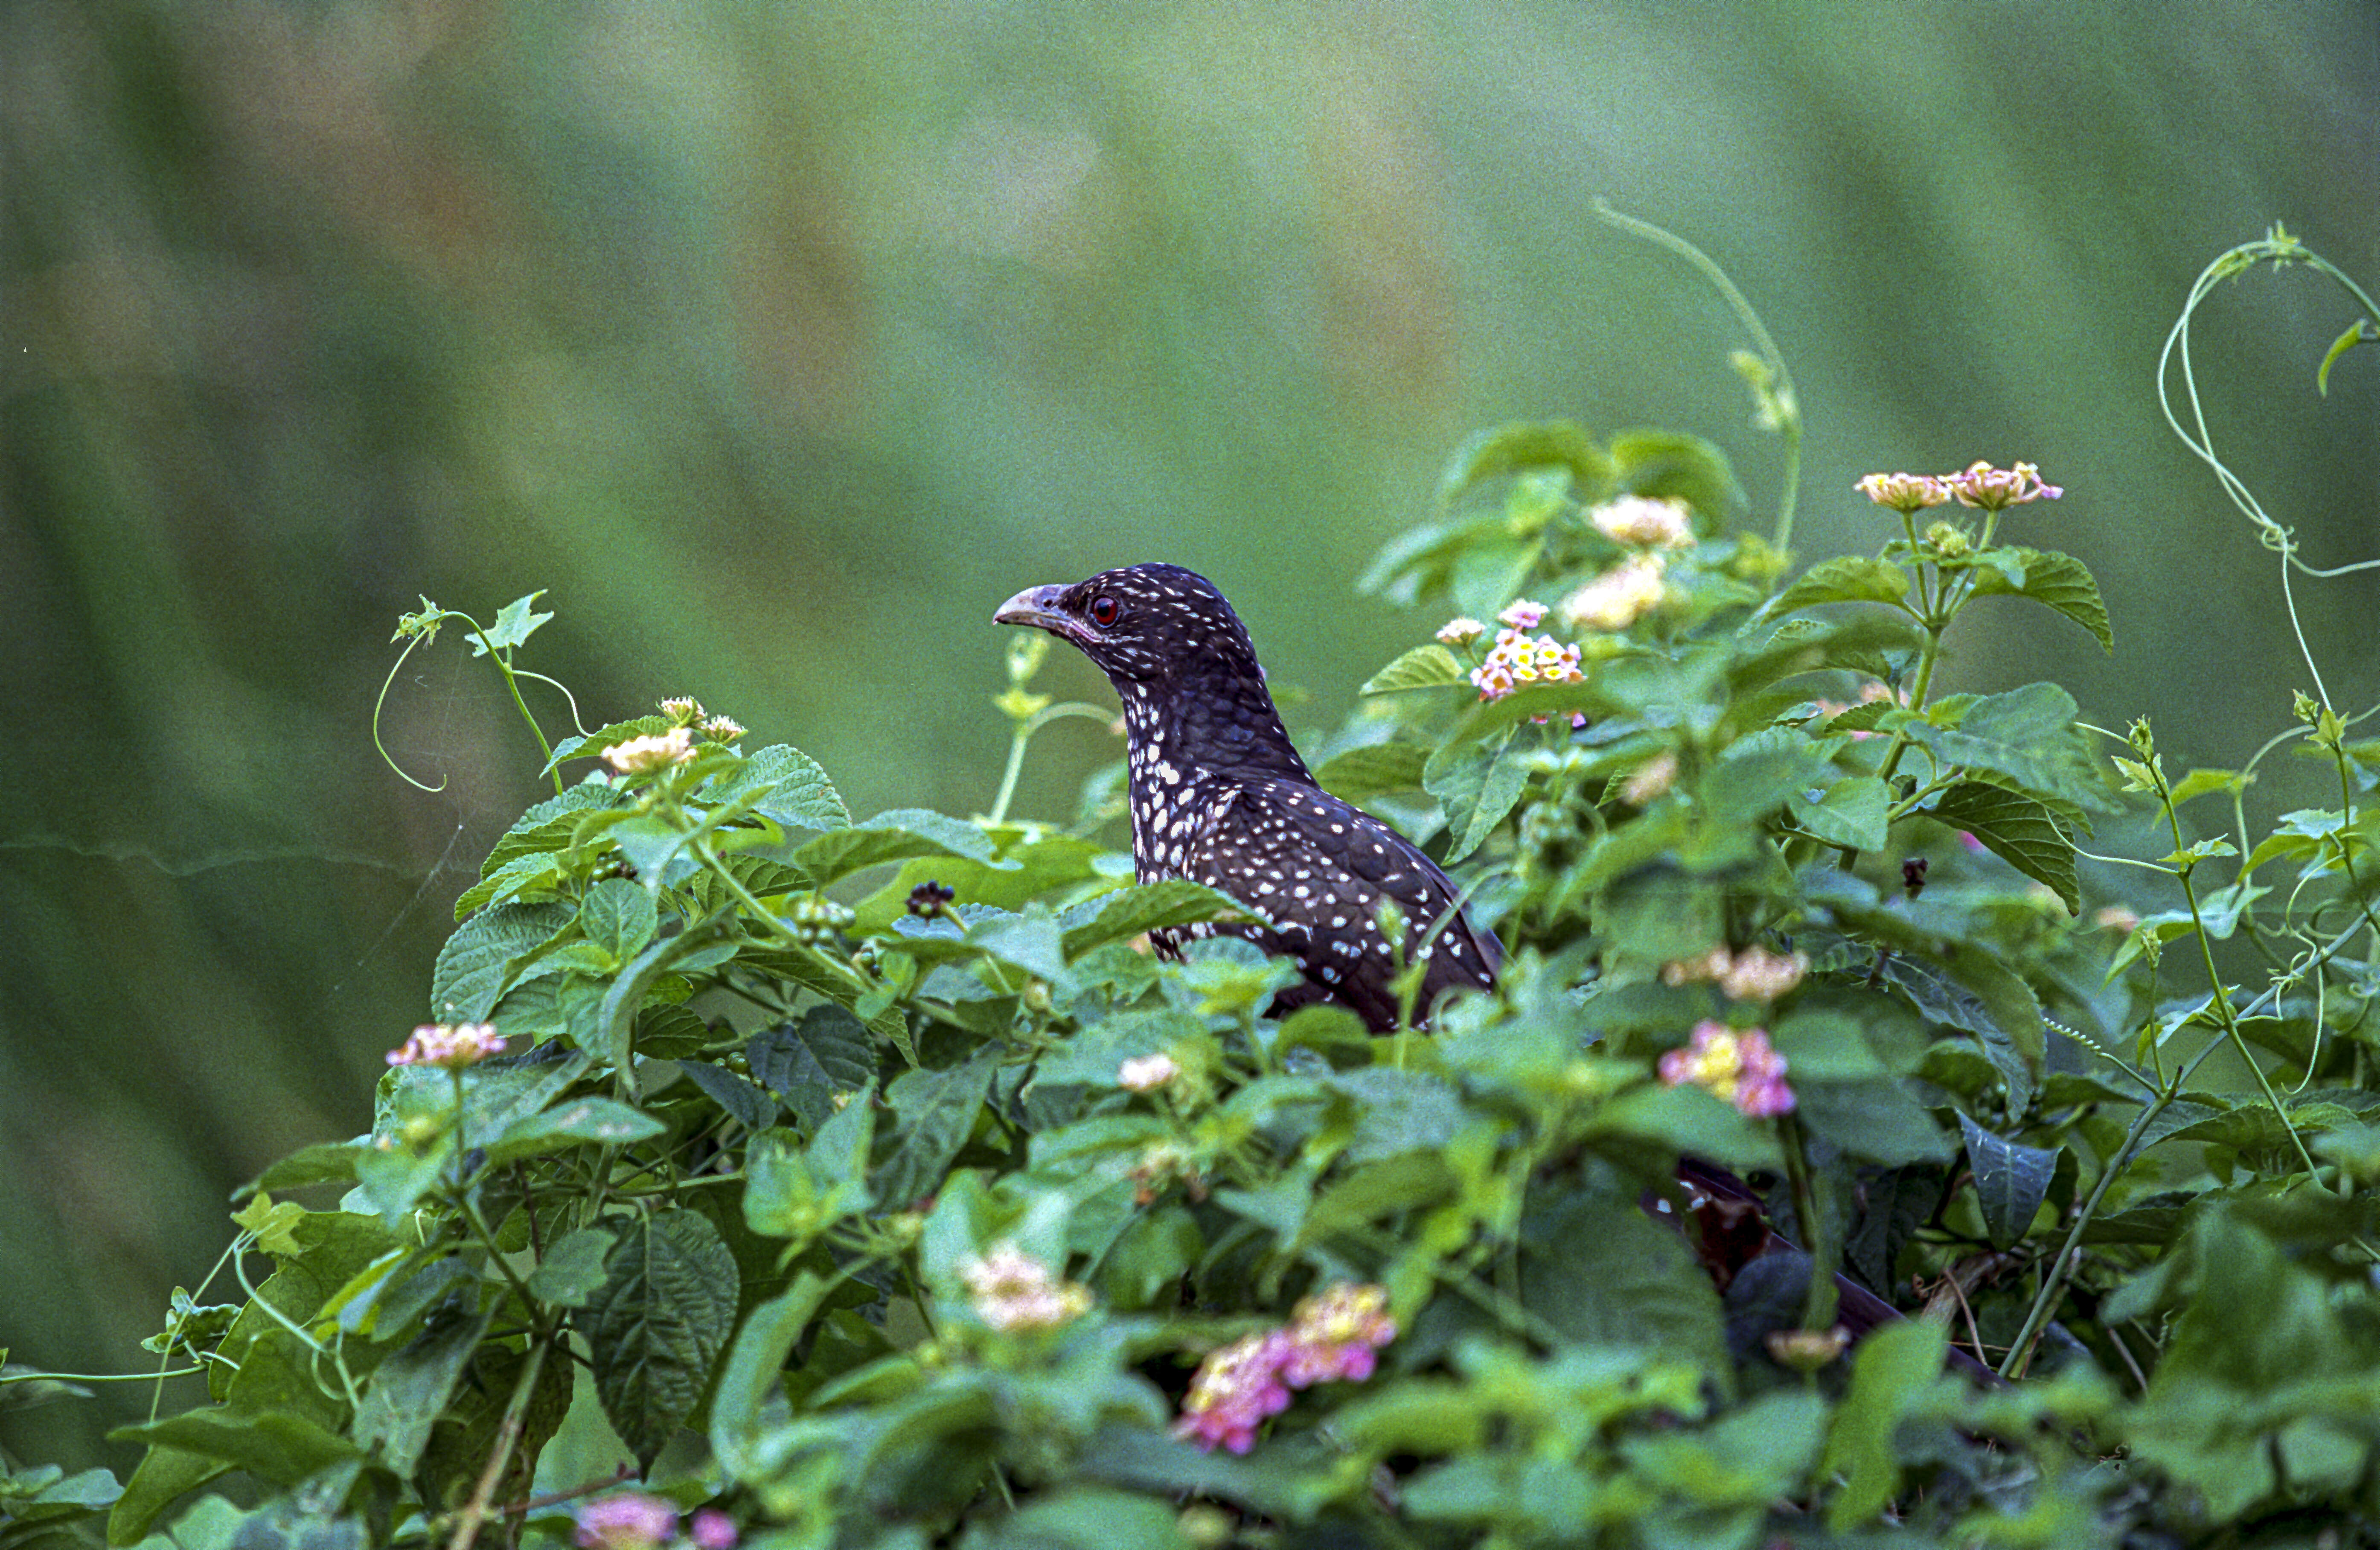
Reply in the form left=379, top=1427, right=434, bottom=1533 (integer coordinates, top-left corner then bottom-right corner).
left=711, top=1272, right=835, bottom=1477
left=484, top=1097, right=665, bottom=1165
left=470, top=590, right=553, bottom=655
left=1821, top=1319, right=1948, bottom=1528
left=353, top=1304, right=492, bottom=1475
left=544, top=716, right=672, bottom=776
left=794, top=809, right=1009, bottom=887
left=482, top=787, right=623, bottom=874
left=578, top=877, right=657, bottom=960
left=1789, top=775, right=1892, bottom=852
left=453, top=853, right=563, bottom=922
left=1423, top=728, right=1524, bottom=865
left=1435, top=419, right=1610, bottom=506
left=749, top=1005, right=876, bottom=1108
left=525, top=1226, right=616, bottom=1308
left=1929, top=779, right=2079, bottom=912
left=581, top=1210, right=741, bottom=1470
left=703, top=744, right=849, bottom=831
left=1313, top=741, right=1432, bottom=801
left=1902, top=682, right=2112, bottom=816
left=969, top=904, right=1074, bottom=989
left=429, top=902, right=573, bottom=1023
left=239, top=1142, right=367, bottom=1198
left=677, top=1061, right=779, bottom=1131
left=1057, top=880, right=1252, bottom=958
left=1765, top=556, right=1911, bottom=617
left=873, top=1051, right=1000, bottom=1210
left=1361, top=644, right=1465, bottom=695
left=1965, top=547, right=2114, bottom=653
left=1958, top=1114, right=2060, bottom=1247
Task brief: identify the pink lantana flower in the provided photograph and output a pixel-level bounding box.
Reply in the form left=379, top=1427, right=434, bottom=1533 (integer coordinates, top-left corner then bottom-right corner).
left=1659, top=1021, right=1795, bottom=1118
left=1942, top=460, right=2062, bottom=511
left=1853, top=472, right=1951, bottom=512
left=387, top=1023, right=506, bottom=1070
left=575, top=1494, right=678, bottom=1550
left=1173, top=1330, right=1295, bottom=1454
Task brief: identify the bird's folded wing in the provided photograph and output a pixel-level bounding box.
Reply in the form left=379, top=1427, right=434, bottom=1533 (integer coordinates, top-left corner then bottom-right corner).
left=1177, top=776, right=1501, bottom=1030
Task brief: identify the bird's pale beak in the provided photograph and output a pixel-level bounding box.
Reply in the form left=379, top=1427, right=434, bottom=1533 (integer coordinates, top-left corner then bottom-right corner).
left=992, top=584, right=1078, bottom=638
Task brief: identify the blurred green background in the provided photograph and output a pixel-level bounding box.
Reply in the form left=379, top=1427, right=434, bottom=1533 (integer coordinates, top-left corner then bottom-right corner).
left=3, top=0, right=2374, bottom=1470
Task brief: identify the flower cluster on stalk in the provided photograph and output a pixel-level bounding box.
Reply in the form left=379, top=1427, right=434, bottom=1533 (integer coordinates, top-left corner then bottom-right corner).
left=605, top=727, right=695, bottom=775
left=1855, top=461, right=2061, bottom=514
left=1444, top=599, right=1588, bottom=726
left=960, top=1243, right=1094, bottom=1334
left=1173, top=1283, right=1397, bottom=1454
left=1661, top=944, right=1808, bottom=1003
left=573, top=1495, right=737, bottom=1550
left=1658, top=1021, right=1795, bottom=1118
left=386, top=1022, right=506, bottom=1070
left=1560, top=554, right=1668, bottom=632
left=1589, top=494, right=1696, bottom=550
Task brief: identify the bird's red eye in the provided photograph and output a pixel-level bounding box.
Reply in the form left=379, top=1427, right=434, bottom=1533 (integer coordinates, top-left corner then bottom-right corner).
left=1090, top=596, right=1120, bottom=627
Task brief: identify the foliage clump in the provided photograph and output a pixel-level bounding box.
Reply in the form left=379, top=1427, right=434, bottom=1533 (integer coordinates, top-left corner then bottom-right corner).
left=9, top=227, right=2380, bottom=1550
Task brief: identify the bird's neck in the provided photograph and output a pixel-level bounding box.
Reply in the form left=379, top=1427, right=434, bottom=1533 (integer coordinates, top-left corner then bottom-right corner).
left=1119, top=669, right=1313, bottom=787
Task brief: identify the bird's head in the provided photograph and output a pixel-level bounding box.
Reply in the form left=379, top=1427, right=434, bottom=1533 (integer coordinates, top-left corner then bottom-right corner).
left=993, top=563, right=1264, bottom=687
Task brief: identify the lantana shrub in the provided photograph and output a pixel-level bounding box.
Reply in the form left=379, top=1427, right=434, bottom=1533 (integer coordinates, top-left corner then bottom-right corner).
left=9, top=225, right=2380, bottom=1550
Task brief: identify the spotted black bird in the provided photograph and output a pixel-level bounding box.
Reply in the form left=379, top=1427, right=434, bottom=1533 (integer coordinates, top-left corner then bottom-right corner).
left=997, top=562, right=2002, bottom=1384
left=993, top=562, right=1501, bottom=1030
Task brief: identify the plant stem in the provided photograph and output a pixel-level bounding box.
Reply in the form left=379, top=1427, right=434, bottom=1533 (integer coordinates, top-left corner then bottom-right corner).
left=447, top=1331, right=553, bottom=1550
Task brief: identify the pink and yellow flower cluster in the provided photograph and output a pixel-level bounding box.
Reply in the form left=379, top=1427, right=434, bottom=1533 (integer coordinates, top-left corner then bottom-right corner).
left=960, top=1242, right=1094, bottom=1334
left=1173, top=1283, right=1397, bottom=1454
left=1855, top=461, right=2062, bottom=514
left=1658, top=1021, right=1795, bottom=1118
left=386, top=1022, right=506, bottom=1070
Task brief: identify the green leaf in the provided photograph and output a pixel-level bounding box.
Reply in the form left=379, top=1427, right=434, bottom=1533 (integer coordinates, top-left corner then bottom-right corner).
left=481, top=786, right=624, bottom=873
left=578, top=877, right=657, bottom=961
left=1424, top=728, right=1524, bottom=864
left=1057, top=880, right=1252, bottom=958
left=1764, top=556, right=1911, bottom=617
left=873, top=1052, right=1001, bottom=1210
left=470, top=590, right=553, bottom=655
left=1821, top=1318, right=1950, bottom=1528
left=1958, top=1115, right=2061, bottom=1248
left=525, top=1226, right=617, bottom=1308
left=452, top=852, right=563, bottom=922
left=1313, top=741, right=1432, bottom=802
left=677, top=1061, right=779, bottom=1131
left=968, top=904, right=1074, bottom=989
left=1964, top=547, right=2115, bottom=653
left=793, top=809, right=1010, bottom=887
left=485, top=1097, right=665, bottom=1165
left=581, top=1210, right=742, bottom=1470
left=1519, top=1188, right=1728, bottom=1373
left=748, top=1006, right=876, bottom=1132
left=1788, top=775, right=1891, bottom=852
left=1902, top=682, right=2111, bottom=816
left=2317, top=317, right=2376, bottom=395
left=1435, top=419, right=1610, bottom=506
left=429, top=902, right=573, bottom=1022
left=352, top=1305, right=492, bottom=1475
left=1607, top=427, right=1741, bottom=516
left=239, top=1142, right=367, bottom=1198
left=108, top=1410, right=358, bottom=1487
left=1360, top=644, right=1465, bottom=695
left=1929, top=778, right=2080, bottom=911
left=593, top=915, right=736, bottom=1087
left=702, top=744, right=850, bottom=831
left=710, top=1272, right=835, bottom=1477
